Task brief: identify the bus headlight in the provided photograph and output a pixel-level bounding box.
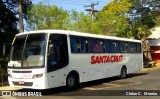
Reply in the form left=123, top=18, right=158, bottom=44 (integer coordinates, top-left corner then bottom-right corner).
left=32, top=73, right=43, bottom=79
left=8, top=74, right=12, bottom=78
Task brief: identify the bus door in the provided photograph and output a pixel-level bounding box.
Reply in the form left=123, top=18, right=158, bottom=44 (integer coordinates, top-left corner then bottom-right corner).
left=47, top=34, right=68, bottom=86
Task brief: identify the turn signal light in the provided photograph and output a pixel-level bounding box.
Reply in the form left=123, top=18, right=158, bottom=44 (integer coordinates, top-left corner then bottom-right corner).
left=8, top=74, right=12, bottom=78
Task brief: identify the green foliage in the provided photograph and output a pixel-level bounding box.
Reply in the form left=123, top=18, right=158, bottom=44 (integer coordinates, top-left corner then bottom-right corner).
left=0, top=0, right=32, bottom=33
left=26, top=0, right=159, bottom=40
left=27, top=3, right=70, bottom=30
left=0, top=0, right=18, bottom=33
left=151, top=7, right=160, bottom=26
left=154, top=16, right=160, bottom=26
left=0, top=0, right=32, bottom=54
left=5, top=0, right=32, bottom=20
left=70, top=12, right=100, bottom=33
left=27, top=3, right=101, bottom=34
left=129, top=0, right=159, bottom=39
left=102, top=0, right=132, bottom=16
left=97, top=0, right=133, bottom=38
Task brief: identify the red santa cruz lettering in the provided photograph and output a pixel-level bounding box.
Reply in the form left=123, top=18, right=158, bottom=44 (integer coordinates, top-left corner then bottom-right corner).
left=91, top=55, right=123, bottom=64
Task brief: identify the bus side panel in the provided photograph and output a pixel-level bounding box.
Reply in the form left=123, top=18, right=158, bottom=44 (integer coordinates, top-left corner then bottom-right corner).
left=68, top=53, right=143, bottom=83
left=68, top=54, right=119, bottom=83
left=125, top=54, right=143, bottom=74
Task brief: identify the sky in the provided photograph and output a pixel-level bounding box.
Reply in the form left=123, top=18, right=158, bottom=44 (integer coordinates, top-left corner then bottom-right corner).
left=32, top=0, right=112, bottom=13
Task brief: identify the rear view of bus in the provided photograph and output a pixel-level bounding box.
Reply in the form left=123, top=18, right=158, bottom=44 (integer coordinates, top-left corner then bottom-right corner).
left=8, top=32, right=47, bottom=89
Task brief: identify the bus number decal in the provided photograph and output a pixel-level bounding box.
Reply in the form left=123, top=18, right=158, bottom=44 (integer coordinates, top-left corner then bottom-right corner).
left=91, top=55, right=123, bottom=64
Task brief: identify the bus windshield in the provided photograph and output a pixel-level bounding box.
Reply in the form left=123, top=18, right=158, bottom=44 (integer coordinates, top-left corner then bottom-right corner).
left=10, top=33, right=47, bottom=68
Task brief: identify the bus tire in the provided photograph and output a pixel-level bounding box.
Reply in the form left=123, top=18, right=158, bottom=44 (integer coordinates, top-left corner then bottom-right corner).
left=66, top=74, right=78, bottom=90
left=120, top=67, right=127, bottom=79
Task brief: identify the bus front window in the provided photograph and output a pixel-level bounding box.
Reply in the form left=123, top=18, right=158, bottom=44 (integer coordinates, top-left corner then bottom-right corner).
left=10, top=33, right=47, bottom=68
left=10, top=35, right=26, bottom=62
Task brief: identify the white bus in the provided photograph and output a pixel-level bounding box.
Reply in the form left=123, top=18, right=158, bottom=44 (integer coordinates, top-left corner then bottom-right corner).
left=8, top=30, right=143, bottom=90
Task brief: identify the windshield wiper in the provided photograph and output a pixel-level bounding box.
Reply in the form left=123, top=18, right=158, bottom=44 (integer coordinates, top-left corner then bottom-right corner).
left=21, top=35, right=29, bottom=67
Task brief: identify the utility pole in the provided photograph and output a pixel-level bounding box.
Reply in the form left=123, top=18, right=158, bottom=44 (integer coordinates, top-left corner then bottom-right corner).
left=18, top=0, right=24, bottom=32
left=84, top=2, right=99, bottom=20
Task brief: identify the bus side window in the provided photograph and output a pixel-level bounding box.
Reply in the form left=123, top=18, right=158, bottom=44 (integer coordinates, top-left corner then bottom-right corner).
left=90, top=39, right=105, bottom=53
left=77, top=39, right=81, bottom=52
left=120, top=42, right=123, bottom=53
left=70, top=37, right=77, bottom=53
left=81, top=38, right=89, bottom=53
left=106, top=40, right=112, bottom=53
left=99, top=39, right=105, bottom=53
left=90, top=39, right=96, bottom=53
left=137, top=43, right=141, bottom=53
left=70, top=36, right=81, bottom=53
left=121, top=42, right=129, bottom=53
left=129, top=43, right=136, bottom=53
left=112, top=41, right=119, bottom=53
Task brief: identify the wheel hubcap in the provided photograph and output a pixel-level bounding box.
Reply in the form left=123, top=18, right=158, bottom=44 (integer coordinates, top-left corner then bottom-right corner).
left=68, top=77, right=75, bottom=87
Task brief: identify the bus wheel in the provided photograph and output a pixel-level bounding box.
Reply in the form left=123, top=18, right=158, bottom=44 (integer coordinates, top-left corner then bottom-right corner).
left=120, top=67, right=127, bottom=79
left=66, top=74, right=78, bottom=90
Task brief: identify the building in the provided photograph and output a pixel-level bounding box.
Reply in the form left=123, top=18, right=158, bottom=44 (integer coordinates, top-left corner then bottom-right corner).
left=148, top=27, right=160, bottom=63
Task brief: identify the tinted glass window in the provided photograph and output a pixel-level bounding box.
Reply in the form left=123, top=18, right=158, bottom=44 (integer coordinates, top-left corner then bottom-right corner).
left=121, top=42, right=129, bottom=53
left=129, top=42, right=137, bottom=53
left=137, top=43, right=142, bottom=53
left=81, top=37, right=89, bottom=53
left=70, top=36, right=81, bottom=53
left=90, top=39, right=97, bottom=53
left=99, top=39, right=105, bottom=53
left=106, top=40, right=112, bottom=53
left=11, top=35, right=26, bottom=61
left=112, top=41, right=119, bottom=53
left=47, top=34, right=68, bottom=72
left=10, top=34, right=47, bottom=68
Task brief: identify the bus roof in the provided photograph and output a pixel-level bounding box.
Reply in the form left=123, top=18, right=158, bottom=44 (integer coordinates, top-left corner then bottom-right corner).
left=16, top=30, right=141, bottom=43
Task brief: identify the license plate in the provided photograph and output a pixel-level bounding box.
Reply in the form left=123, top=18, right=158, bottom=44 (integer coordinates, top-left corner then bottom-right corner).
left=18, top=81, right=24, bottom=85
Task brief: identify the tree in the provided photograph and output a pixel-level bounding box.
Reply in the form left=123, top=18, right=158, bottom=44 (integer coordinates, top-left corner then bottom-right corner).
left=9, top=0, right=32, bottom=32
left=0, top=0, right=32, bottom=32
left=69, top=12, right=100, bottom=33
left=150, top=0, right=160, bottom=26
left=97, top=0, right=133, bottom=37
left=154, top=16, right=160, bottom=26
left=27, top=3, right=70, bottom=30
left=0, top=0, right=18, bottom=33
left=0, top=0, right=32, bottom=86
left=128, top=0, right=160, bottom=39
left=0, top=0, right=18, bottom=56
left=129, top=0, right=160, bottom=61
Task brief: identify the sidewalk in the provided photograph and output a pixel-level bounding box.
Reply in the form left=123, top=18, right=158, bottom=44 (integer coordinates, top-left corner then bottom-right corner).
left=0, top=86, right=22, bottom=90
left=1, top=64, right=160, bottom=91
left=140, top=63, right=160, bottom=72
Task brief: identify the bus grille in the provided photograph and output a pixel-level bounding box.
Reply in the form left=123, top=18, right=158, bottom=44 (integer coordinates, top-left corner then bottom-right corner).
left=12, top=71, right=32, bottom=73
left=12, top=81, right=33, bottom=86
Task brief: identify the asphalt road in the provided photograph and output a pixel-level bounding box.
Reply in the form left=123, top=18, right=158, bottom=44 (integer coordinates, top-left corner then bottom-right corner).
left=1, top=67, right=160, bottom=99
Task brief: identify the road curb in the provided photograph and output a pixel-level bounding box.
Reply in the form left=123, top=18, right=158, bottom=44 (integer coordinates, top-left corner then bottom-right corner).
left=140, top=65, right=160, bottom=72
